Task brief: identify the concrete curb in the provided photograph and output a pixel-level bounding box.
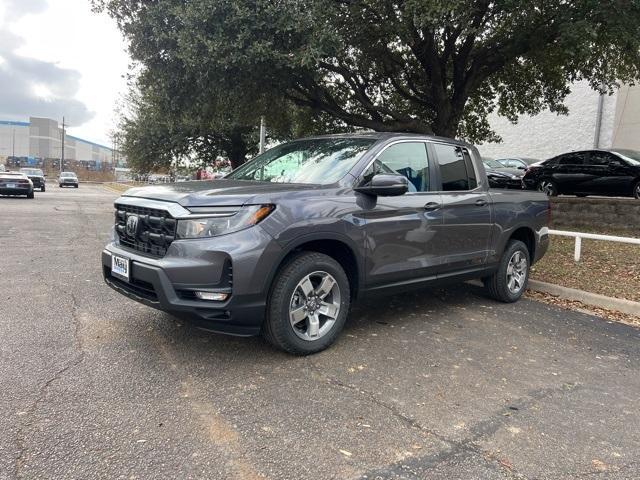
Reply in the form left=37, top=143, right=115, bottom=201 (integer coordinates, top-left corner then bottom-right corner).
left=528, top=279, right=640, bottom=316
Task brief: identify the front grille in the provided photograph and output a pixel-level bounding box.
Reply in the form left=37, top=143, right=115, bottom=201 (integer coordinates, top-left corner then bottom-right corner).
left=115, top=203, right=177, bottom=257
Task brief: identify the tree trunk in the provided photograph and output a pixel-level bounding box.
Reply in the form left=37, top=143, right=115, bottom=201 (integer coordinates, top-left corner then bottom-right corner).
left=226, top=130, right=249, bottom=169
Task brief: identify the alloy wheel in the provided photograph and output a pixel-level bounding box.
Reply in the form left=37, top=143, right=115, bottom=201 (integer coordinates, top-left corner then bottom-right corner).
left=538, top=180, right=556, bottom=196
left=289, top=271, right=341, bottom=341
left=506, top=251, right=528, bottom=294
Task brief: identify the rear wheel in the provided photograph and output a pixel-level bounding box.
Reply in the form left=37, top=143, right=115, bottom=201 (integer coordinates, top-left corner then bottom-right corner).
left=27, top=191, right=34, bottom=199
left=538, top=180, right=558, bottom=196
left=484, top=240, right=530, bottom=303
left=263, top=252, right=350, bottom=355
left=41, top=186, right=45, bottom=192
left=634, top=180, right=640, bottom=200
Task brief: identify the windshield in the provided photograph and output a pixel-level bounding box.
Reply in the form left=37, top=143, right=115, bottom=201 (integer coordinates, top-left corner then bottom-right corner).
left=612, top=149, right=640, bottom=166
left=483, top=159, right=504, bottom=169
left=20, top=168, right=43, bottom=176
left=227, top=138, right=376, bottom=184
left=61, top=172, right=76, bottom=177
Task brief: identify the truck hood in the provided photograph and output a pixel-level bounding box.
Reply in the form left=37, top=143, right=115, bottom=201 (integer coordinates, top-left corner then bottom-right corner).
left=122, top=179, right=321, bottom=207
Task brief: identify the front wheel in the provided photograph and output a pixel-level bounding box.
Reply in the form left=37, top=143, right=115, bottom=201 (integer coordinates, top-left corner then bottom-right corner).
left=41, top=186, right=45, bottom=192
left=634, top=180, right=640, bottom=200
left=484, top=240, right=530, bottom=303
left=538, top=180, right=558, bottom=197
left=263, top=252, right=350, bottom=355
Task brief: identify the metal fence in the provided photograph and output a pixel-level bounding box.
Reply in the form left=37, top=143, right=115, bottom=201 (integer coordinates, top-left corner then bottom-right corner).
left=549, top=229, right=640, bottom=262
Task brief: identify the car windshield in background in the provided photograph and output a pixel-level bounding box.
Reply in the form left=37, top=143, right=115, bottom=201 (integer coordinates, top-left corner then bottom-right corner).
left=61, top=172, right=76, bottom=177
left=20, top=168, right=43, bottom=176
left=612, top=149, right=640, bottom=165
left=483, top=159, right=504, bottom=168
left=227, top=138, right=376, bottom=184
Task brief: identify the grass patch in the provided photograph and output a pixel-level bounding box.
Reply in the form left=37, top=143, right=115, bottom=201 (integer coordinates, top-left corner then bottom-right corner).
left=532, top=226, right=640, bottom=303
left=103, top=182, right=144, bottom=193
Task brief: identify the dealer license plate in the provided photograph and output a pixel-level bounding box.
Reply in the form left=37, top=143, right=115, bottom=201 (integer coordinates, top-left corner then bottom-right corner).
left=111, top=254, right=130, bottom=281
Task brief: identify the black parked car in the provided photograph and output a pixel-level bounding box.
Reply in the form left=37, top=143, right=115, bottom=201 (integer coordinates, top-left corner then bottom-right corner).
left=496, top=157, right=540, bottom=170
left=523, top=149, right=640, bottom=199
left=20, top=168, right=46, bottom=192
left=482, top=159, right=523, bottom=189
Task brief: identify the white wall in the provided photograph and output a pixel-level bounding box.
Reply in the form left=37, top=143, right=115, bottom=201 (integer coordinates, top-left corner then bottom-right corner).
left=0, top=124, right=30, bottom=157
left=478, top=81, right=618, bottom=160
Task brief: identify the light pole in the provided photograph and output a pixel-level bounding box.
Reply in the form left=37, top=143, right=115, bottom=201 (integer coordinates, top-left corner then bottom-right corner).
left=259, top=116, right=266, bottom=154
left=60, top=116, right=65, bottom=174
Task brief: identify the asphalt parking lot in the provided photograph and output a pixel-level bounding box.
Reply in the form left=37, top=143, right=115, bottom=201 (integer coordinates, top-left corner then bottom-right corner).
left=1, top=184, right=639, bottom=480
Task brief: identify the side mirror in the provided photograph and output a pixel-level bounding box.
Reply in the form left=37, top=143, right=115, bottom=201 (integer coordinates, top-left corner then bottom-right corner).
left=354, top=173, right=409, bottom=197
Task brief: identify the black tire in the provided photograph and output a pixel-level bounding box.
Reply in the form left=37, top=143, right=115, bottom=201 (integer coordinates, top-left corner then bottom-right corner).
left=27, top=191, right=34, bottom=199
left=74, top=184, right=78, bottom=188
left=263, top=251, right=350, bottom=355
left=484, top=240, right=530, bottom=303
left=538, top=179, right=558, bottom=197
left=634, top=180, right=640, bottom=200
left=41, top=186, right=45, bottom=192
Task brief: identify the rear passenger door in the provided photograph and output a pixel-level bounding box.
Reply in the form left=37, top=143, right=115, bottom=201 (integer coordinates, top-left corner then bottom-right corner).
left=431, top=143, right=493, bottom=273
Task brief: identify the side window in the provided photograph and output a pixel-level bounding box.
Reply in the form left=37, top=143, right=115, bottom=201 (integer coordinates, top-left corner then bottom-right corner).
left=364, top=142, right=430, bottom=192
left=433, top=144, right=477, bottom=191
left=558, top=153, right=584, bottom=165
left=587, top=152, right=610, bottom=166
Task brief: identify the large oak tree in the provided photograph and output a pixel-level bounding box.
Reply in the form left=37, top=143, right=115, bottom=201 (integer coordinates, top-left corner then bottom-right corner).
left=97, top=0, right=640, bottom=167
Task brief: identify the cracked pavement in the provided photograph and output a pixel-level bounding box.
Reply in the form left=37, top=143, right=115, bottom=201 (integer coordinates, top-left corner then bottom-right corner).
left=1, top=185, right=639, bottom=479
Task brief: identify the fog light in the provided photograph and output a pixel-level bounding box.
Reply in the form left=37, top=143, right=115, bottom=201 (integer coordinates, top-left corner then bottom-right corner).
left=194, top=291, right=229, bottom=301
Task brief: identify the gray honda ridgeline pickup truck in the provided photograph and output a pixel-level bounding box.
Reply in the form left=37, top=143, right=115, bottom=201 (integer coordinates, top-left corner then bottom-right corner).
left=103, top=133, right=549, bottom=354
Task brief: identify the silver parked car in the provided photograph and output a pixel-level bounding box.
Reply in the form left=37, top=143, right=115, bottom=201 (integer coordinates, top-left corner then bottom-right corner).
left=58, top=171, right=79, bottom=188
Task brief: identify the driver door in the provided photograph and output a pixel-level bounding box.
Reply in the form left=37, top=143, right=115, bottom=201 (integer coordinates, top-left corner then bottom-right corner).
left=356, top=141, right=444, bottom=288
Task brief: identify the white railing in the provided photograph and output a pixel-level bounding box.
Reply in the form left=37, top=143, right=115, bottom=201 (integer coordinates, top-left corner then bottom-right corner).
left=549, top=229, right=640, bottom=262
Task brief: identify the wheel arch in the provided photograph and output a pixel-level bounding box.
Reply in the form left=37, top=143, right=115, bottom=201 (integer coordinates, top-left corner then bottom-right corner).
left=507, top=226, right=536, bottom=263
left=265, top=233, right=363, bottom=301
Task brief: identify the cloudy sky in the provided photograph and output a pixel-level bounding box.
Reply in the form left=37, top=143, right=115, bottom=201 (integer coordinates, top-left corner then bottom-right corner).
left=0, top=0, right=129, bottom=146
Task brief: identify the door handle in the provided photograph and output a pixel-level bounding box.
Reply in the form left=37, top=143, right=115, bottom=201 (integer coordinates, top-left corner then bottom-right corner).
left=475, top=199, right=488, bottom=207
left=423, top=202, right=441, bottom=211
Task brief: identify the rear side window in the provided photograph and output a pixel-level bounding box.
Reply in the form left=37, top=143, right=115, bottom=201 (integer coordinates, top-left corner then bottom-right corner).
left=433, top=144, right=477, bottom=191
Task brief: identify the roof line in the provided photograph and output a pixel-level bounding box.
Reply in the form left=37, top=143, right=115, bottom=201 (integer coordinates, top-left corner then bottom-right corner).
left=0, top=119, right=112, bottom=150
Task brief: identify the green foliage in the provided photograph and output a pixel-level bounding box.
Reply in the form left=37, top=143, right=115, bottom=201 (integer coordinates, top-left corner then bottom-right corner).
left=96, top=0, right=640, bottom=160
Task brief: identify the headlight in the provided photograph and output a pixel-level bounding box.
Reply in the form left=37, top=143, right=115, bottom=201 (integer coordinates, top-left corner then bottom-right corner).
left=176, top=204, right=274, bottom=239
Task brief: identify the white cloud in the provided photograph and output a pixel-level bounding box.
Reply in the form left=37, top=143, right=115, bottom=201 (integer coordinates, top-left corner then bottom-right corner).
left=0, top=0, right=130, bottom=147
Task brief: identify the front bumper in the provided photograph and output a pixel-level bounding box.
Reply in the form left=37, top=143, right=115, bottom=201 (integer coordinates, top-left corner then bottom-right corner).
left=102, top=225, right=282, bottom=336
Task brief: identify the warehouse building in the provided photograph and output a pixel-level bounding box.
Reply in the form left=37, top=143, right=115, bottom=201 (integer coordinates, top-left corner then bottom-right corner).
left=479, top=82, right=640, bottom=160
left=0, top=116, right=114, bottom=164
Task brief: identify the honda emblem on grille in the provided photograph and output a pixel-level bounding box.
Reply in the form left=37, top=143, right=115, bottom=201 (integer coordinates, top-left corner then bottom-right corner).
left=126, top=214, right=139, bottom=237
